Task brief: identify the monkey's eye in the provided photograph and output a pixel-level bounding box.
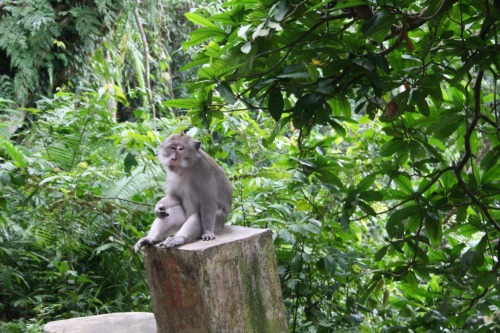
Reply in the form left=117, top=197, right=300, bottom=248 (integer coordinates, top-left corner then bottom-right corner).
left=178, top=147, right=184, bottom=151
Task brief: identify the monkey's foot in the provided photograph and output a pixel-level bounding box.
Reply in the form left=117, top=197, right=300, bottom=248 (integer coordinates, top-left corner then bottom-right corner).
left=159, top=236, right=185, bottom=248
left=134, top=237, right=154, bottom=253
left=201, top=231, right=216, bottom=241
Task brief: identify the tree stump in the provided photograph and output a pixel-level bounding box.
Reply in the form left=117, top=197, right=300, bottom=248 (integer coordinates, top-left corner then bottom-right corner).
left=143, top=225, right=288, bottom=333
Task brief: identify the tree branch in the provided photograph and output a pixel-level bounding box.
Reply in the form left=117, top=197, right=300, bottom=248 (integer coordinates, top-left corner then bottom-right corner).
left=454, top=70, right=500, bottom=232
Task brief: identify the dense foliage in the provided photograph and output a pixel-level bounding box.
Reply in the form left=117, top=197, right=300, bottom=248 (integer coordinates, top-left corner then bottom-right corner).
left=166, top=0, right=500, bottom=331
left=0, top=0, right=126, bottom=104
left=0, top=0, right=499, bottom=332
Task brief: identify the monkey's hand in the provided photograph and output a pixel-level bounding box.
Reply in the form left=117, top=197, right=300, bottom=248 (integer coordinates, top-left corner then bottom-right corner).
left=155, top=204, right=169, bottom=218
left=160, top=236, right=186, bottom=248
left=201, top=231, right=216, bottom=241
left=134, top=237, right=154, bottom=253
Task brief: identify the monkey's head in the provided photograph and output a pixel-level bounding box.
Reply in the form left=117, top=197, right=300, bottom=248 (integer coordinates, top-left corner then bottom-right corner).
left=159, top=134, right=201, bottom=172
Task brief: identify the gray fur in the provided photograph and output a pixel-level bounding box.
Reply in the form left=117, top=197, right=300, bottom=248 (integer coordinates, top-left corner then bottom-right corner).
left=158, top=133, right=232, bottom=245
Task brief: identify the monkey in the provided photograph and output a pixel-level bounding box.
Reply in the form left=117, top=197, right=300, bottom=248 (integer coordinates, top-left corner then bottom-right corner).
left=134, top=196, right=187, bottom=252
left=157, top=133, right=232, bottom=247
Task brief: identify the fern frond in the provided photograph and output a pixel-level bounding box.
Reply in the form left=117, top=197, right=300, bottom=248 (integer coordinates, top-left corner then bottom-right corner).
left=38, top=132, right=87, bottom=171
left=70, top=5, right=101, bottom=39
left=103, top=167, right=155, bottom=200
left=0, top=135, right=29, bottom=167
left=0, top=76, right=14, bottom=99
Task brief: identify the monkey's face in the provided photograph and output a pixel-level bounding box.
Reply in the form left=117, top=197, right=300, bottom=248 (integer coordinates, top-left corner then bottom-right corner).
left=158, top=134, right=201, bottom=171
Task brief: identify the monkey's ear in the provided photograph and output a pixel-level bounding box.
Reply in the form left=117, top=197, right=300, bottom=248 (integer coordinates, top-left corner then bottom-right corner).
left=194, top=141, right=201, bottom=151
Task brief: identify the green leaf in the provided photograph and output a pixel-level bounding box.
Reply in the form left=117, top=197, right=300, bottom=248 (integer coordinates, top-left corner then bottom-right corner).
left=374, top=245, right=389, bottom=261
left=329, top=95, right=351, bottom=118
left=306, top=63, right=319, bottom=82
left=216, top=81, right=236, bottom=104
left=268, top=86, right=284, bottom=121
left=361, top=11, right=395, bottom=37
left=182, top=27, right=227, bottom=48
left=334, top=1, right=371, bottom=10
left=393, top=174, right=413, bottom=194
left=427, top=111, right=463, bottom=140
left=480, top=145, right=500, bottom=170
left=356, top=174, right=376, bottom=193
left=277, top=72, right=310, bottom=79
left=387, top=204, right=419, bottom=238
left=180, top=57, right=210, bottom=71
left=412, top=90, right=430, bottom=117
left=2, top=269, right=12, bottom=291
left=358, top=190, right=384, bottom=201
left=424, top=214, right=442, bottom=248
left=162, top=98, right=199, bottom=109
left=315, top=169, right=344, bottom=188
left=460, top=250, right=484, bottom=275
left=340, top=210, right=350, bottom=231
left=185, top=12, right=217, bottom=28
left=124, top=151, right=138, bottom=174
left=210, top=5, right=245, bottom=26
left=358, top=200, right=376, bottom=216
left=323, top=255, right=336, bottom=276
left=327, top=119, right=347, bottom=137
left=380, top=138, right=408, bottom=157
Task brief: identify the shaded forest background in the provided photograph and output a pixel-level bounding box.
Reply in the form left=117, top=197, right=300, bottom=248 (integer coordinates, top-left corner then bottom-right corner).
left=0, top=0, right=499, bottom=332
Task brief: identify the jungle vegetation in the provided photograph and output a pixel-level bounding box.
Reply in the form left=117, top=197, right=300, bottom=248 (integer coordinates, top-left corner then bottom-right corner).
left=1, top=0, right=499, bottom=332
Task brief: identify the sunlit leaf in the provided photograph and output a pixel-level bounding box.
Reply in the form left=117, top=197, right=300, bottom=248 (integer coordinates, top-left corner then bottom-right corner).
left=185, top=12, right=217, bottom=28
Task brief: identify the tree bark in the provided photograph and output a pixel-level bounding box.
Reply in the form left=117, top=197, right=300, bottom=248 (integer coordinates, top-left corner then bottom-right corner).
left=143, top=226, right=289, bottom=333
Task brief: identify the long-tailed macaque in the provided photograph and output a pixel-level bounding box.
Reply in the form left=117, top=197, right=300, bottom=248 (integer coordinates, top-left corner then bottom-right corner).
left=157, top=133, right=232, bottom=247
left=134, top=196, right=187, bottom=252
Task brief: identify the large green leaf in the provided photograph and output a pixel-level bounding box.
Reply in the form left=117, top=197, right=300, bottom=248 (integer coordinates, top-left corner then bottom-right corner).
left=216, top=81, right=236, bottom=104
